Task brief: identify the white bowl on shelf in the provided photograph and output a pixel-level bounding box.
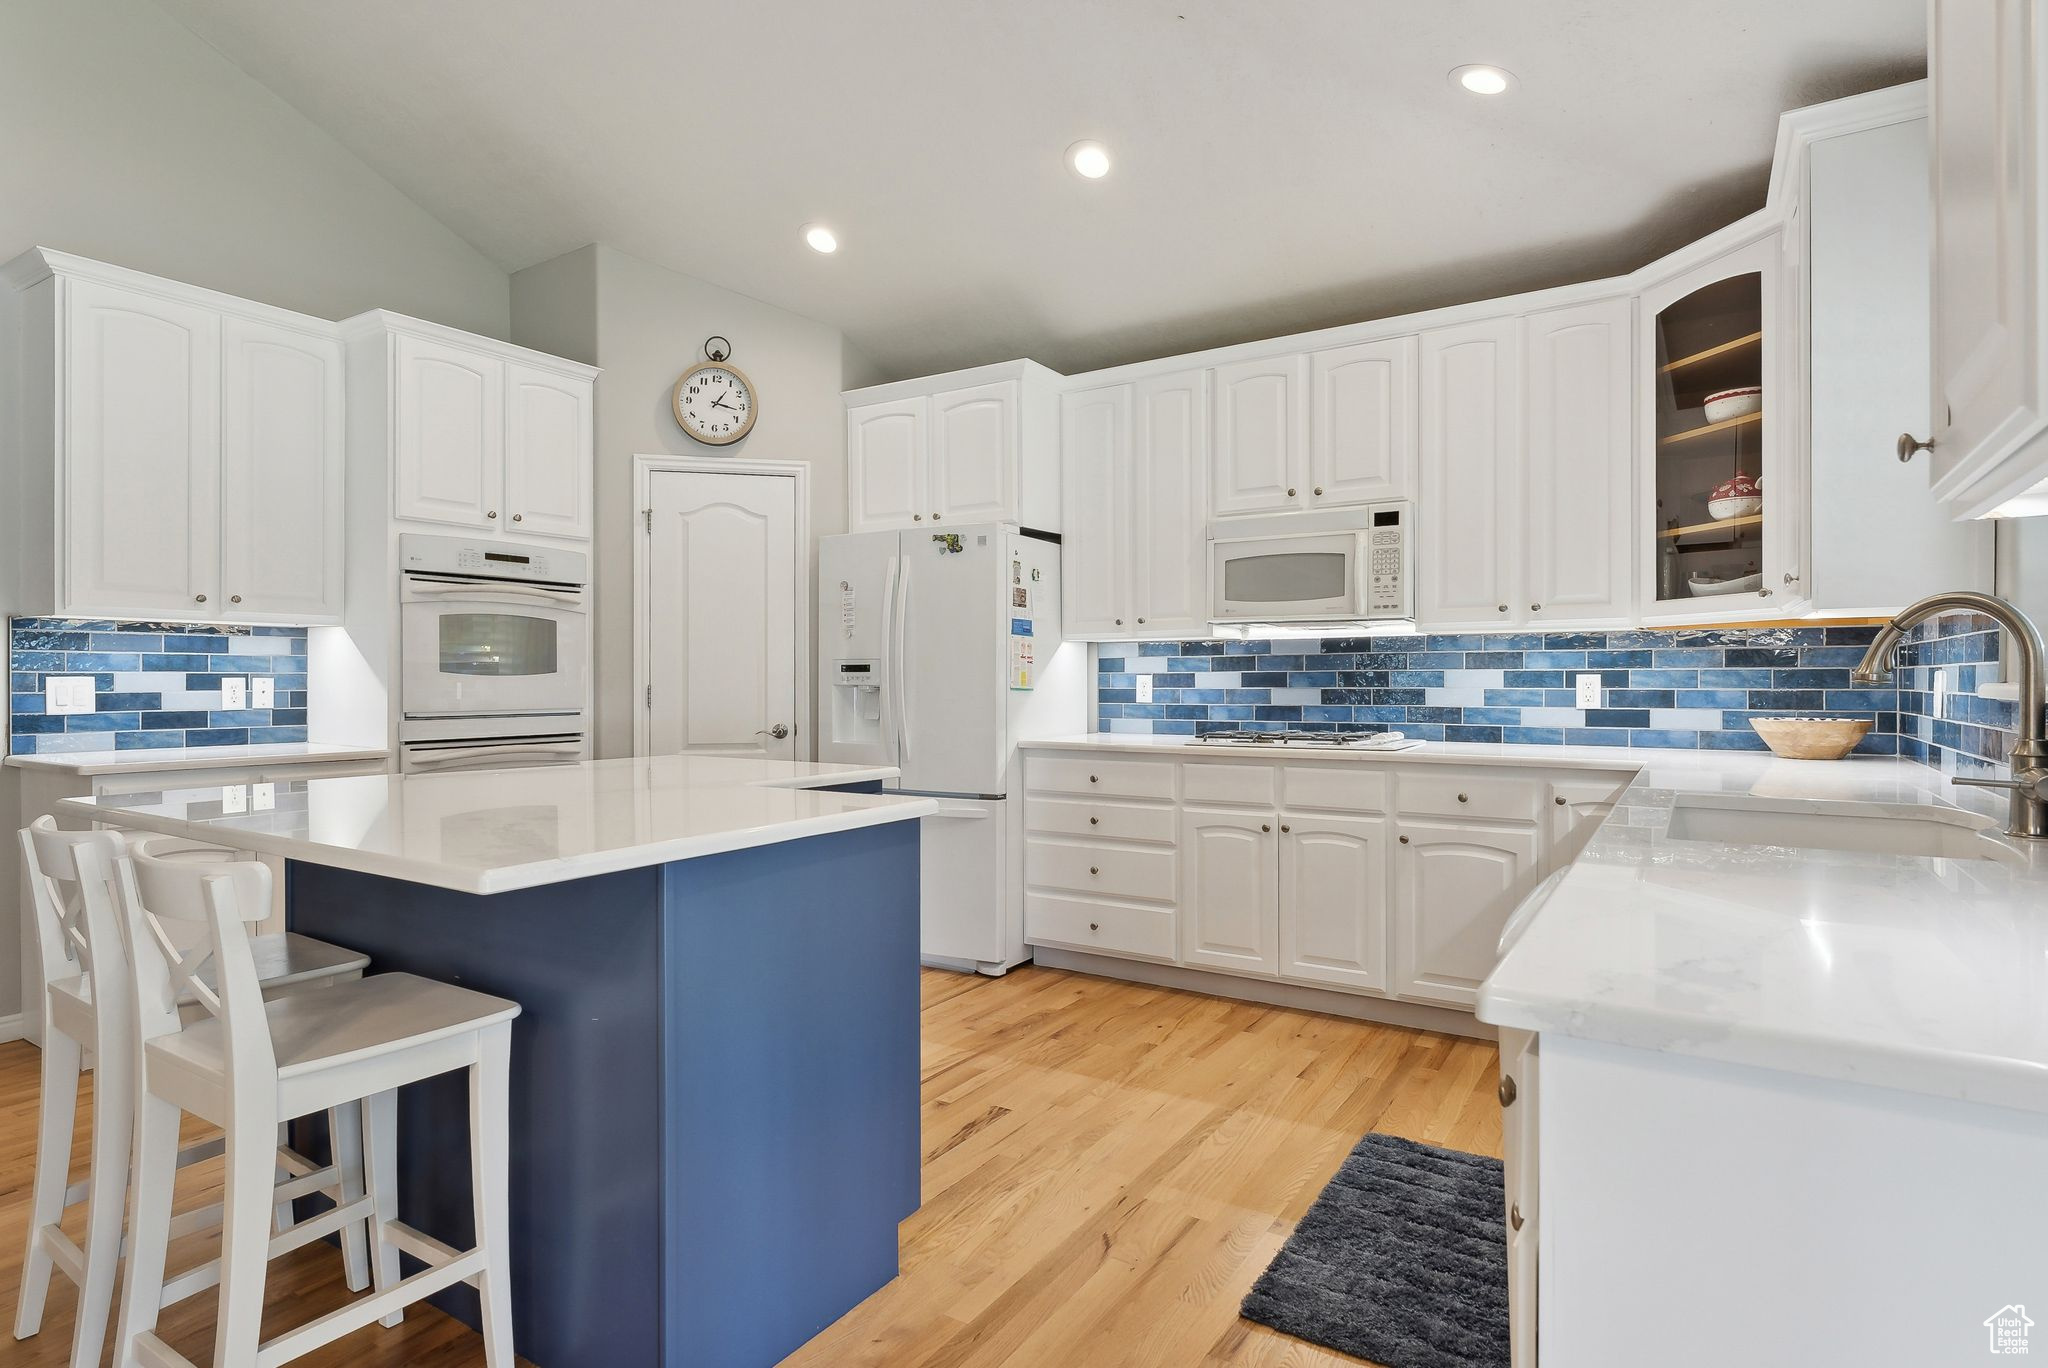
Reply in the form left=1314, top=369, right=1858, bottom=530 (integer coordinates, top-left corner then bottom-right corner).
left=1707, top=494, right=1762, bottom=520
left=1689, top=570, right=1762, bottom=596
left=1702, top=386, right=1762, bottom=423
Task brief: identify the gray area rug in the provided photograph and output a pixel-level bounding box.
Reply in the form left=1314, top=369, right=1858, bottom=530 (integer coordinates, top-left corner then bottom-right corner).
left=1241, top=1133, right=1509, bottom=1368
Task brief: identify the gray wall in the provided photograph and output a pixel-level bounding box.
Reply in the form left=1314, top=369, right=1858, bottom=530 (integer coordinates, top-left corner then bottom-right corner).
left=0, top=0, right=508, bottom=336
left=512, top=244, right=876, bottom=759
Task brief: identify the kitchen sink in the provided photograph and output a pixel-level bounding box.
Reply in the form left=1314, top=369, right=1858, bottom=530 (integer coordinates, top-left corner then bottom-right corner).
left=1664, top=796, right=2021, bottom=863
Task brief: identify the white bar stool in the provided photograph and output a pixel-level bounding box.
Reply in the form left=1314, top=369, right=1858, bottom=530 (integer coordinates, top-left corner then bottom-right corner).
left=110, top=833, right=523, bottom=1368
left=12, top=818, right=374, bottom=1368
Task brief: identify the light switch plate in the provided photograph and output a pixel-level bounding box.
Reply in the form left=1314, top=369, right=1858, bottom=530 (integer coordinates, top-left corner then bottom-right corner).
left=253, top=782, right=275, bottom=811
left=45, top=675, right=95, bottom=715
left=221, top=677, right=248, bottom=710
left=1574, top=674, right=1603, bottom=709
left=252, top=677, right=275, bottom=709
left=1135, top=674, right=1153, bottom=704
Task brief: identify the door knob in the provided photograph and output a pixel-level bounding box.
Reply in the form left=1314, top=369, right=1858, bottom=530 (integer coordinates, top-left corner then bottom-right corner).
left=194, top=594, right=207, bottom=603
left=1399, top=835, right=1410, bottom=844
left=486, top=510, right=498, bottom=519
left=1261, top=823, right=1271, bottom=832
left=1510, top=1203, right=1524, bottom=1232
left=1457, top=793, right=1469, bottom=803
left=1897, top=432, right=1934, bottom=463
left=756, top=723, right=791, bottom=739
left=1313, top=486, right=1323, bottom=496
left=1554, top=795, right=1567, bottom=806
left=1090, top=866, right=1100, bottom=875
left=1497, top=604, right=1508, bottom=613
left=230, top=595, right=242, bottom=604
left=1286, top=487, right=1297, bottom=497
left=512, top=513, right=524, bottom=522
left=1089, top=922, right=1100, bottom=931
left=1499, top=1075, right=1518, bottom=1107
left=1530, top=604, right=1541, bottom=612
left=1089, top=816, right=1100, bottom=825
left=1280, top=823, right=1291, bottom=833
left=1136, top=617, right=1146, bottom=624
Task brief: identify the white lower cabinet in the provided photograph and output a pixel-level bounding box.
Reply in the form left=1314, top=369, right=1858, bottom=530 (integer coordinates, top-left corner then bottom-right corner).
left=1024, top=750, right=1626, bottom=1018
left=1180, top=809, right=1280, bottom=974
left=1278, top=813, right=1390, bottom=992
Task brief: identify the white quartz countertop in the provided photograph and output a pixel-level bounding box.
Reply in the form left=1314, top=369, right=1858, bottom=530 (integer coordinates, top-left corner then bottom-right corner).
left=58, top=755, right=927, bottom=895
left=7, top=742, right=391, bottom=776
left=1026, top=734, right=2048, bottom=1115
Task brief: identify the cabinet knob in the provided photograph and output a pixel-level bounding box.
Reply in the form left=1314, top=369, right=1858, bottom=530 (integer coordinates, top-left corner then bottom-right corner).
left=1114, top=618, right=1124, bottom=626
left=1897, top=431, right=1934, bottom=463
left=1261, top=823, right=1271, bottom=833
left=1313, top=486, right=1323, bottom=496
left=1089, top=775, right=1099, bottom=783
left=1499, top=1075, right=1518, bottom=1107
left=1286, top=487, right=1297, bottom=497
left=933, top=514, right=942, bottom=522
left=1399, top=834, right=1410, bottom=844
left=1554, top=795, right=1567, bottom=806
left=230, top=595, right=242, bottom=604
left=914, top=514, right=923, bottom=521
left=486, top=510, right=498, bottom=519
left=1457, top=792, right=1469, bottom=803
left=1497, top=604, right=1508, bottom=613
left=1509, top=1203, right=1524, bottom=1232
left=1089, top=866, right=1100, bottom=875
left=1280, top=823, right=1291, bottom=833
left=1089, top=816, right=1099, bottom=825
left=194, top=594, right=207, bottom=604
left=1089, top=922, right=1100, bottom=932
left=1530, top=604, right=1541, bottom=612
left=1758, top=588, right=1772, bottom=598
left=512, top=513, right=523, bottom=522
left=1784, top=572, right=1799, bottom=585
left=1136, top=617, right=1146, bottom=624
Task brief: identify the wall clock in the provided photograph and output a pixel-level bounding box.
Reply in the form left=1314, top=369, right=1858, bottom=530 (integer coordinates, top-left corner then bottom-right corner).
left=671, top=336, right=757, bottom=445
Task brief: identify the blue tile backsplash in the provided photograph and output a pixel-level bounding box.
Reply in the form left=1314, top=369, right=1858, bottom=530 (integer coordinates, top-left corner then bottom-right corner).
left=1097, top=621, right=2027, bottom=773
left=9, top=618, right=309, bottom=754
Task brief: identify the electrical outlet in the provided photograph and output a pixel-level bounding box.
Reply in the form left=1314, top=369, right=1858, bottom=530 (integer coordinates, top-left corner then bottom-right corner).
left=221, top=785, right=247, bottom=815
left=44, top=675, right=96, bottom=715
left=1135, top=674, right=1153, bottom=704
left=1575, top=674, right=1603, bottom=709
left=252, top=677, right=275, bottom=709
left=221, top=676, right=248, bottom=710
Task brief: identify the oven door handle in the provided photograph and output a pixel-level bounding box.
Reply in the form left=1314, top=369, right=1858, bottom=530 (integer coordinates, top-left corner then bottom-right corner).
left=403, top=578, right=586, bottom=605
left=405, top=741, right=585, bottom=770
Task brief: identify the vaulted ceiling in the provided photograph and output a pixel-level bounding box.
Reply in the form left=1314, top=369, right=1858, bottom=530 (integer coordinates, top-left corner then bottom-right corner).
left=154, top=0, right=1924, bottom=380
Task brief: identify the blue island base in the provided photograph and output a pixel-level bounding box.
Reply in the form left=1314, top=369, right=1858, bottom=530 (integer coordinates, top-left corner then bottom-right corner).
left=287, top=820, right=922, bottom=1367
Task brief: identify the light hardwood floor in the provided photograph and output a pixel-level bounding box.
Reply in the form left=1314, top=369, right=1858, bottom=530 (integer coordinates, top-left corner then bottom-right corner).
left=0, top=965, right=1500, bottom=1367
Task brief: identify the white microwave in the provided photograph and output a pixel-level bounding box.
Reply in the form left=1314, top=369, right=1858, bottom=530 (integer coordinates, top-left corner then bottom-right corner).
left=1208, top=502, right=1415, bottom=629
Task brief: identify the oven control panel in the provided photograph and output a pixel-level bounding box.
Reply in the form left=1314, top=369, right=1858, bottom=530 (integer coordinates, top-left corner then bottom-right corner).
left=400, top=532, right=588, bottom=586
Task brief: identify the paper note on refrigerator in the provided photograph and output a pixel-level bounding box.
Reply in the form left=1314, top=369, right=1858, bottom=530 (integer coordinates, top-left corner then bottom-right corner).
left=1009, top=636, right=1034, bottom=690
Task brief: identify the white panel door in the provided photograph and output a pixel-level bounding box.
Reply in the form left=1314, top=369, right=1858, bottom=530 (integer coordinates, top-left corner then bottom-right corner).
left=394, top=334, right=504, bottom=530
left=1278, top=812, right=1389, bottom=993
left=929, top=381, right=1016, bottom=524
left=1059, top=385, right=1130, bottom=638
left=1525, top=298, right=1633, bottom=625
left=1310, top=337, right=1417, bottom=507
left=1211, top=355, right=1309, bottom=517
left=847, top=397, right=928, bottom=532
left=1418, top=318, right=1521, bottom=629
left=505, top=363, right=593, bottom=539
left=219, top=316, right=344, bottom=623
left=1130, top=369, right=1209, bottom=637
left=1545, top=775, right=1629, bottom=871
left=1180, top=809, right=1279, bottom=975
left=646, top=470, right=799, bottom=757
left=1928, top=0, right=2045, bottom=502
left=61, top=278, right=221, bottom=617
left=1392, top=820, right=1541, bottom=1008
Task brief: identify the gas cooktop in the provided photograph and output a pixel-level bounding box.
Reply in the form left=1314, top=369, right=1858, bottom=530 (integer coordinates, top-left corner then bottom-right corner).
left=1190, top=730, right=1423, bottom=751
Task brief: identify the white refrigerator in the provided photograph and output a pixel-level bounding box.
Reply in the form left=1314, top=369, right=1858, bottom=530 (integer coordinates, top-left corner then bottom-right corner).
left=818, top=524, right=1084, bottom=973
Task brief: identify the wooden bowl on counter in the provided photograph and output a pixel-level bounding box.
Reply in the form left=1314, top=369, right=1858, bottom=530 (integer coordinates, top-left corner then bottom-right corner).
left=1749, top=717, right=1872, bottom=760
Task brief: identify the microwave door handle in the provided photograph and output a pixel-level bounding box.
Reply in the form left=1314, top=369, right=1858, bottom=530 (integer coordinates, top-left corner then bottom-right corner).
left=405, top=579, right=586, bottom=605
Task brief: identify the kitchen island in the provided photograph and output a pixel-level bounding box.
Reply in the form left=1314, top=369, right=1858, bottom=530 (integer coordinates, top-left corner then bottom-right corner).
left=61, top=755, right=935, bottom=1368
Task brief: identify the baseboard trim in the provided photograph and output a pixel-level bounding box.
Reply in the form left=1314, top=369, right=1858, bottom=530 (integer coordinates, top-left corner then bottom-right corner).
left=1030, top=947, right=1496, bottom=1041
left=0, top=1012, right=23, bottom=1044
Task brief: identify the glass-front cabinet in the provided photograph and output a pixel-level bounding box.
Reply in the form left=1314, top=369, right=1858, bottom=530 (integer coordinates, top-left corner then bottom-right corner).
left=1638, top=231, right=1799, bottom=619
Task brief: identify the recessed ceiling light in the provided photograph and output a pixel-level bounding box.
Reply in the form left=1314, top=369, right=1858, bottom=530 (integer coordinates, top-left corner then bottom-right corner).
left=1450, top=64, right=1515, bottom=95
left=1067, top=140, right=1112, bottom=180
left=802, top=223, right=838, bottom=254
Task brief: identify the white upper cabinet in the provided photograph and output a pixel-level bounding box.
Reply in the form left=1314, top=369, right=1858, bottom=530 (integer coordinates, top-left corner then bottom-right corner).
left=1418, top=317, right=1522, bottom=629
left=219, top=316, right=344, bottom=622
left=1128, top=370, right=1209, bottom=637
left=60, top=277, right=223, bottom=618
left=1927, top=3, right=2048, bottom=516
left=1524, top=298, right=1633, bottom=625
left=393, top=333, right=505, bottom=530
left=845, top=363, right=1060, bottom=533
left=847, top=397, right=929, bottom=532
left=1059, top=385, right=1129, bottom=637
left=1278, top=812, right=1389, bottom=993
left=1310, top=337, right=1417, bottom=507
left=1211, top=355, right=1309, bottom=517
left=379, top=320, right=594, bottom=541
left=505, top=361, right=593, bottom=539
left=929, top=381, right=1018, bottom=523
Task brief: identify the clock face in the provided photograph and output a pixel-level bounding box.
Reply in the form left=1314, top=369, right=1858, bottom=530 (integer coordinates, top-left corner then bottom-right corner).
left=673, top=363, right=757, bottom=445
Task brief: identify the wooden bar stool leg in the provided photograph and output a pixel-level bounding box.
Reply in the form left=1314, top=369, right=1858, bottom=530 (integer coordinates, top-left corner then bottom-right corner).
left=70, top=1040, right=135, bottom=1368
left=363, top=1088, right=405, bottom=1328
left=471, top=1022, right=516, bottom=1368
left=113, top=1091, right=181, bottom=1368
left=12, top=1028, right=81, bottom=1340
left=331, top=1102, right=373, bottom=1292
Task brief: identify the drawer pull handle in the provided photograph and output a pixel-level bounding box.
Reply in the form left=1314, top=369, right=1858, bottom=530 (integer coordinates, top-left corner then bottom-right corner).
left=1510, top=1203, right=1524, bottom=1232
left=1457, top=793, right=1469, bottom=803
left=1090, top=866, right=1100, bottom=875
left=1399, top=835, right=1410, bottom=844
left=1499, top=1075, right=1518, bottom=1107
left=1089, top=816, right=1099, bottom=825
left=1089, top=921, right=1100, bottom=931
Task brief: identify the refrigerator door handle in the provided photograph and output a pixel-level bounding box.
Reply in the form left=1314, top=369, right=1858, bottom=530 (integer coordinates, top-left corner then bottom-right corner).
left=893, top=552, right=912, bottom=766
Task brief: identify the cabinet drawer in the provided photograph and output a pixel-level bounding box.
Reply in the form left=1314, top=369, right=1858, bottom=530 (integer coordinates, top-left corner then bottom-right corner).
left=1026, top=753, right=1176, bottom=800
left=1282, top=764, right=1390, bottom=813
left=1026, top=837, right=1175, bottom=904
left=1399, top=768, right=1545, bottom=824
left=1181, top=762, right=1277, bottom=807
left=1025, top=892, right=1177, bottom=962
left=1026, top=797, right=1177, bottom=844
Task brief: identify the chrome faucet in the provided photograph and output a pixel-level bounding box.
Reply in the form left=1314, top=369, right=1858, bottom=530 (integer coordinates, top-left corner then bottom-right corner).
left=1852, top=591, right=2048, bottom=839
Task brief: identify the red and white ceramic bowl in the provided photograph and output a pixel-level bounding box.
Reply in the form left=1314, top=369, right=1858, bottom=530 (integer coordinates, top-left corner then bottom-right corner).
left=1702, top=385, right=1762, bottom=423
left=1707, top=470, right=1762, bottom=520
